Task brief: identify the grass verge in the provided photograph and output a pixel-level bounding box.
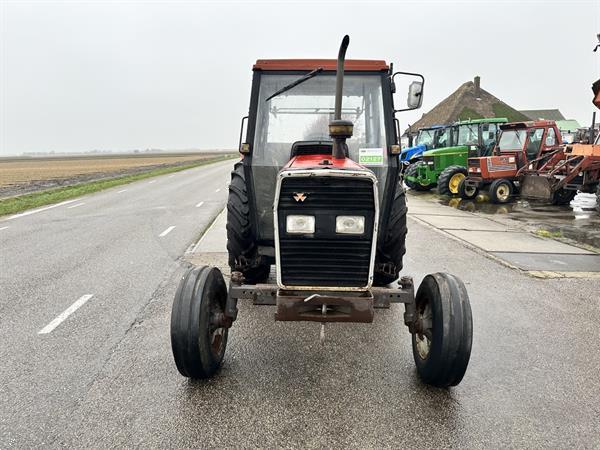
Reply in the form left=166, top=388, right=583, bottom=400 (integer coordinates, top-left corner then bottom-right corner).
left=0, top=155, right=236, bottom=217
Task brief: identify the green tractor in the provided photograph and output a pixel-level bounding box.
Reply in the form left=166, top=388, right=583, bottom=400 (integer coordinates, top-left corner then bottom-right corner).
left=404, top=118, right=507, bottom=195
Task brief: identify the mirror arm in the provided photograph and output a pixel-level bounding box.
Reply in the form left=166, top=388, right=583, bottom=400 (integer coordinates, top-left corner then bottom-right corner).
left=392, top=71, right=425, bottom=113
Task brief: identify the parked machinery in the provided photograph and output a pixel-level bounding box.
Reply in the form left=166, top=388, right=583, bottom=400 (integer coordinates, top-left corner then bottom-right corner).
left=459, top=120, right=566, bottom=204
left=170, top=36, right=473, bottom=388
left=404, top=118, right=507, bottom=195
left=400, top=124, right=455, bottom=167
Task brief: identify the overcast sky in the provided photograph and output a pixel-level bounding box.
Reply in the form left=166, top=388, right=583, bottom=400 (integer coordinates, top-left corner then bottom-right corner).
left=1, top=0, right=599, bottom=155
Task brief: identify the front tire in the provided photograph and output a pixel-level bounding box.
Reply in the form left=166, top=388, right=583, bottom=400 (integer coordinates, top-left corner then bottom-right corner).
left=373, top=178, right=407, bottom=286
left=458, top=178, right=479, bottom=200
left=438, top=165, right=468, bottom=196
left=171, top=266, right=229, bottom=379
left=489, top=178, right=514, bottom=204
left=404, top=162, right=434, bottom=191
left=412, top=273, right=473, bottom=387
left=551, top=188, right=577, bottom=206
left=226, top=162, right=270, bottom=283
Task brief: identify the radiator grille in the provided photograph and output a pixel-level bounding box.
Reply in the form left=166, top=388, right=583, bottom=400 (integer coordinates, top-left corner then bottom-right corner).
left=277, top=175, right=375, bottom=287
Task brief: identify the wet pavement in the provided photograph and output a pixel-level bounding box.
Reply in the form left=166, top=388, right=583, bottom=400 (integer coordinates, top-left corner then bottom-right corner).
left=416, top=191, right=600, bottom=249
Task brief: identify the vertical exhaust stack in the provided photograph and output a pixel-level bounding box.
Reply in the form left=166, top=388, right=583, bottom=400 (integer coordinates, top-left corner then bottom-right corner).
left=330, top=35, right=353, bottom=160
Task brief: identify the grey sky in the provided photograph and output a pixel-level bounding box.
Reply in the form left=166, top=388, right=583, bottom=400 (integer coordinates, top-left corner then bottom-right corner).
left=1, top=0, right=599, bottom=155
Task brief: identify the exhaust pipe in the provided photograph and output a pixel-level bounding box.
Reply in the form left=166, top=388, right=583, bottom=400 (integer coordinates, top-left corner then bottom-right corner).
left=330, top=35, right=353, bottom=160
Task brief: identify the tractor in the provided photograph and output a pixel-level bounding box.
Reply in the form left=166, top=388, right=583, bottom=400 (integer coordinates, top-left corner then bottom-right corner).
left=170, top=36, right=473, bottom=388
left=458, top=120, right=566, bottom=204
left=404, top=118, right=507, bottom=195
left=400, top=124, right=455, bottom=168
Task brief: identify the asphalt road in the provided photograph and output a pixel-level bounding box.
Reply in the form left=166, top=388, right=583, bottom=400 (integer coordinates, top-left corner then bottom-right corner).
left=1, top=159, right=600, bottom=448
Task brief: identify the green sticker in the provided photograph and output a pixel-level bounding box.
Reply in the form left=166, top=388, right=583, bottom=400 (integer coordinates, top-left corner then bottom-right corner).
left=359, top=148, right=384, bottom=166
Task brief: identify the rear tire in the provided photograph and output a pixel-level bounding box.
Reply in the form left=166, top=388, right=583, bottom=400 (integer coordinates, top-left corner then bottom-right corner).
left=171, top=266, right=229, bottom=379
left=458, top=178, right=479, bottom=200
left=489, top=178, right=514, bottom=204
left=412, top=273, right=473, bottom=388
left=373, top=177, right=407, bottom=286
left=226, top=162, right=270, bottom=283
left=438, top=165, right=468, bottom=196
left=404, top=162, right=434, bottom=191
left=551, top=188, right=577, bottom=206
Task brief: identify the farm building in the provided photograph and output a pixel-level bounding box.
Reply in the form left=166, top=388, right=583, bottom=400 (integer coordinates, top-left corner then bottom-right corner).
left=405, top=76, right=529, bottom=135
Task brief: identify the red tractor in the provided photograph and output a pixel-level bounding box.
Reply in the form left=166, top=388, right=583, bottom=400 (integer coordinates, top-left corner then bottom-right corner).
left=458, top=120, right=566, bottom=204
left=170, top=36, right=473, bottom=388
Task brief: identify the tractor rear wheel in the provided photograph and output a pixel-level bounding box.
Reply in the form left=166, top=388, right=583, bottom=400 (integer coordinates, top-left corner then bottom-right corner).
left=458, top=178, right=478, bottom=200
left=226, top=162, right=270, bottom=283
left=489, top=178, right=514, bottom=204
left=404, top=162, right=434, bottom=191
left=438, top=165, right=468, bottom=196
left=412, top=273, right=472, bottom=388
left=551, top=188, right=577, bottom=206
left=373, top=179, right=407, bottom=286
left=171, top=266, right=229, bottom=379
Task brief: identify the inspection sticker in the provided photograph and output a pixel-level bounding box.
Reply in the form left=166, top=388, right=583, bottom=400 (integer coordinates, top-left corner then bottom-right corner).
left=358, top=148, right=384, bottom=166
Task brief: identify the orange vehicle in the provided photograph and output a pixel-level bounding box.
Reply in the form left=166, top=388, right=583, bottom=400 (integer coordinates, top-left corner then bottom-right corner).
left=458, top=120, right=564, bottom=204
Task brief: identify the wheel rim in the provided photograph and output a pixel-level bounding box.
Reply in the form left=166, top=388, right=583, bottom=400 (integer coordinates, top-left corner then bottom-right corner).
left=415, top=302, right=433, bottom=360
left=449, top=173, right=465, bottom=194
left=208, top=299, right=226, bottom=356
left=496, top=184, right=510, bottom=201
left=464, top=185, right=476, bottom=197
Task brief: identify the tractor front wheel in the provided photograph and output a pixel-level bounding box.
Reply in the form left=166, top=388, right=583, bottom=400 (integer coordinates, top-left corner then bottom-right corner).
left=458, top=178, right=479, bottom=200
left=489, top=178, right=514, bottom=204
left=412, top=273, right=472, bottom=388
left=404, top=162, right=434, bottom=191
left=171, top=266, right=229, bottom=379
left=438, top=165, right=468, bottom=196
left=551, top=188, right=577, bottom=206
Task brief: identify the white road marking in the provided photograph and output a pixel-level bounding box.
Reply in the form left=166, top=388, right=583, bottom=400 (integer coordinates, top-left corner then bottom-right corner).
left=6, top=199, right=78, bottom=220
left=195, top=201, right=204, bottom=208
left=215, top=188, right=221, bottom=193
left=117, top=189, right=128, bottom=194
left=38, top=294, right=94, bottom=334
left=67, top=203, right=85, bottom=209
left=148, top=180, right=156, bottom=184
left=0, top=226, right=8, bottom=231
left=159, top=226, right=176, bottom=237
left=168, top=175, right=175, bottom=178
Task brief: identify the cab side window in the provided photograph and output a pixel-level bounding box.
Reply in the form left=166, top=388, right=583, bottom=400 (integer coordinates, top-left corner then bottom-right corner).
left=545, top=127, right=556, bottom=147
left=481, top=123, right=498, bottom=156
left=526, top=128, right=544, bottom=160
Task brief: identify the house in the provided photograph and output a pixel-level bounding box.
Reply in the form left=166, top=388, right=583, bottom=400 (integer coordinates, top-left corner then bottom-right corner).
left=405, top=76, right=529, bottom=135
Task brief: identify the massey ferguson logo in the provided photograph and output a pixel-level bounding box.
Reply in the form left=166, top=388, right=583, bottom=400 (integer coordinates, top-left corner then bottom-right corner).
left=293, top=192, right=307, bottom=202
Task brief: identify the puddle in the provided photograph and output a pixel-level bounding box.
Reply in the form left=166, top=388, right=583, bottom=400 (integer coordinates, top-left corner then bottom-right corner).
left=408, top=188, right=600, bottom=249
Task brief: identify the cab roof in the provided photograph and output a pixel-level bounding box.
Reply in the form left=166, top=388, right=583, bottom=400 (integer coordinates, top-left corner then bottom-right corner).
left=500, top=120, right=556, bottom=130
left=253, top=59, right=389, bottom=72
left=455, top=118, right=508, bottom=125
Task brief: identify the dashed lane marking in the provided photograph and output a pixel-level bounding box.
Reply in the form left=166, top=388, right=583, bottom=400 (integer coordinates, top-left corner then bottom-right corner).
left=117, top=189, right=128, bottom=194
left=195, top=201, right=204, bottom=208
left=159, top=226, right=176, bottom=237
left=67, top=203, right=85, bottom=209
left=38, top=294, right=94, bottom=334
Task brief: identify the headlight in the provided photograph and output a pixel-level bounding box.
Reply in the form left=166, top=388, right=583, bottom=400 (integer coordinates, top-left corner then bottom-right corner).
left=336, top=216, right=365, bottom=234
left=286, top=215, right=315, bottom=234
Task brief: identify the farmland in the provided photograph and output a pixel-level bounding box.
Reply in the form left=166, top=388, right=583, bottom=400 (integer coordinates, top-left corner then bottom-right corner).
left=0, top=152, right=236, bottom=199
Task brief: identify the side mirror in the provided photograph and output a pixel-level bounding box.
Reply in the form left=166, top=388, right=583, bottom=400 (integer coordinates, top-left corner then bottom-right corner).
left=392, top=71, right=425, bottom=112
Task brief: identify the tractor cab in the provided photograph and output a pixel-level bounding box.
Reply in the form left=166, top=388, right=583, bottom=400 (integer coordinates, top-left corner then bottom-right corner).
left=400, top=124, right=455, bottom=166
left=460, top=120, right=562, bottom=203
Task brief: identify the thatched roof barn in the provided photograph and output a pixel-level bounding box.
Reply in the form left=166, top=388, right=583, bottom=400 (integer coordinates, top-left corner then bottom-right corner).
left=405, top=76, right=529, bottom=134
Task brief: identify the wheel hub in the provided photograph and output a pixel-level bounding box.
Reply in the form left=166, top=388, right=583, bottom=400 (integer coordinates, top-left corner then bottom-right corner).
left=449, top=173, right=465, bottom=194
left=497, top=185, right=509, bottom=201
left=415, top=302, right=432, bottom=359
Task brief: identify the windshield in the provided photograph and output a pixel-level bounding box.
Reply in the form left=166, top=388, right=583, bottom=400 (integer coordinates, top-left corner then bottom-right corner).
left=498, top=129, right=527, bottom=151
left=457, top=124, right=479, bottom=146
left=253, top=73, right=386, bottom=166
left=433, top=127, right=451, bottom=148
left=251, top=72, right=389, bottom=240
left=416, top=129, right=435, bottom=147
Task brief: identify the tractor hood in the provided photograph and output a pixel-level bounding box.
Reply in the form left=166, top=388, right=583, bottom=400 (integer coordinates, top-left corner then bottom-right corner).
left=423, top=146, right=468, bottom=157
left=400, top=144, right=427, bottom=161
left=283, top=154, right=370, bottom=172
